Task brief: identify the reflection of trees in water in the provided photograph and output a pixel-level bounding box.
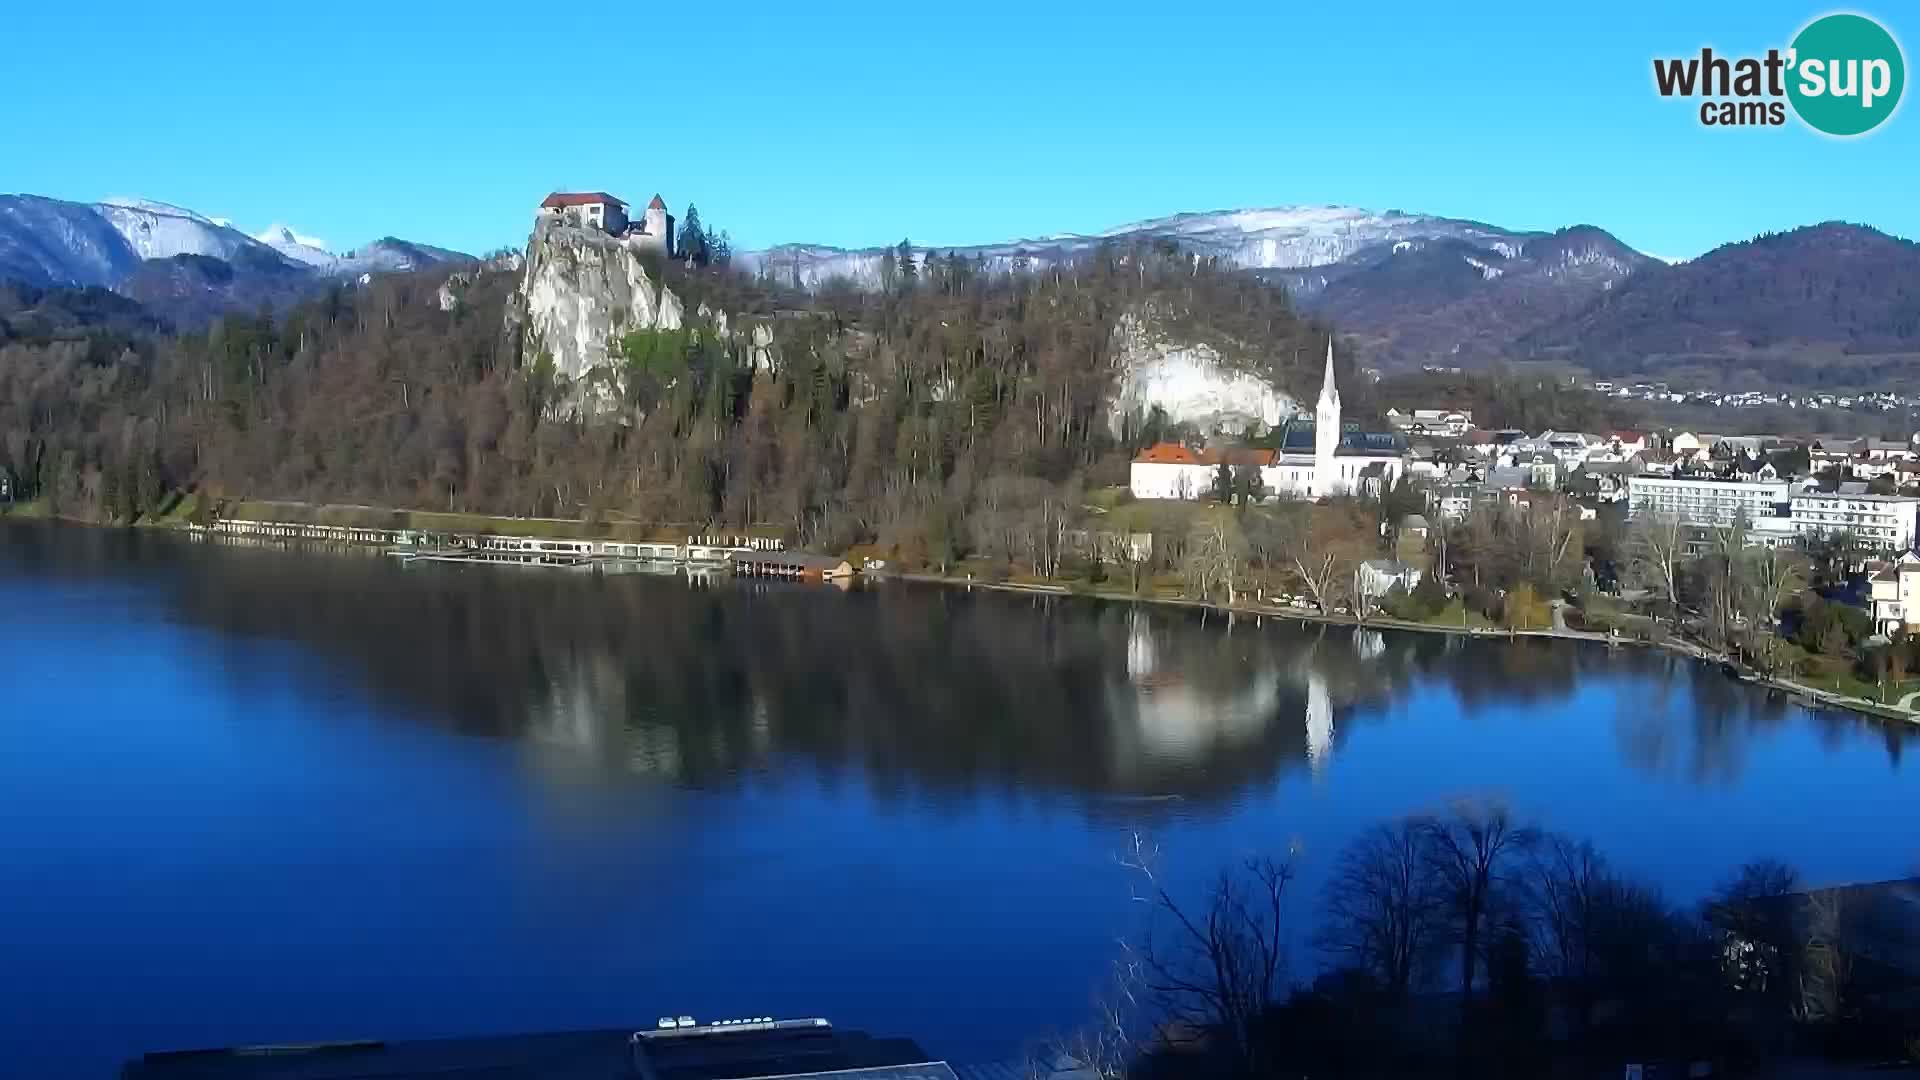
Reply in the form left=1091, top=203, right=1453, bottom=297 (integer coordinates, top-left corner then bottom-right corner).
left=1608, top=653, right=1806, bottom=785
left=21, top=524, right=1912, bottom=802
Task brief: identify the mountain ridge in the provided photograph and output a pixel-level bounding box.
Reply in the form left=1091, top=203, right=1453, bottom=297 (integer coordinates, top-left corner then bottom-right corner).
left=0, top=193, right=474, bottom=326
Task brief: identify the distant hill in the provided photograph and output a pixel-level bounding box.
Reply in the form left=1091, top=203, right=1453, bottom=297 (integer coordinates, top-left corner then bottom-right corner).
left=121, top=248, right=319, bottom=329
left=1517, top=223, right=1920, bottom=387
left=745, top=209, right=1920, bottom=389
left=0, top=280, right=166, bottom=345
left=1292, top=225, right=1650, bottom=367
left=0, top=193, right=473, bottom=327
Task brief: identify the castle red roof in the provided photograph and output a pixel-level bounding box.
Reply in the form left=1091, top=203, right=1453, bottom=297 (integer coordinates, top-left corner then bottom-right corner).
left=541, top=191, right=626, bottom=209
left=647, top=194, right=668, bottom=210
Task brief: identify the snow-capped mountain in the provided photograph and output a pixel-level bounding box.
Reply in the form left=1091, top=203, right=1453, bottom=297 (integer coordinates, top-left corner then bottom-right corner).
left=739, top=205, right=1534, bottom=289
left=741, top=205, right=1654, bottom=369
left=0, top=193, right=475, bottom=325
left=96, top=197, right=264, bottom=263
left=252, top=224, right=469, bottom=276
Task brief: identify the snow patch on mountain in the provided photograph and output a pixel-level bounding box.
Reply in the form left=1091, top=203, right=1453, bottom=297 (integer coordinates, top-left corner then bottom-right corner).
left=742, top=204, right=1536, bottom=291
left=1463, top=255, right=1503, bottom=281
left=96, top=199, right=268, bottom=263
left=254, top=224, right=335, bottom=268
left=1107, top=312, right=1296, bottom=437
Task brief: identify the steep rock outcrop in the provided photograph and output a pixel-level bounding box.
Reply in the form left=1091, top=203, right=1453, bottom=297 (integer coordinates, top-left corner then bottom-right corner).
left=512, top=217, right=683, bottom=383
left=1107, top=312, right=1297, bottom=436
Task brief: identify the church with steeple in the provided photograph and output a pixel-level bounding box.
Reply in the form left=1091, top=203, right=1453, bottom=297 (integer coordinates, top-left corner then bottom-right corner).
left=1126, top=337, right=1406, bottom=502
left=1263, top=337, right=1408, bottom=499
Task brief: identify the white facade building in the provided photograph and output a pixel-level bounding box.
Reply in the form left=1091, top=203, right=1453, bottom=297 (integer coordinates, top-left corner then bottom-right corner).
left=1791, top=491, right=1920, bottom=552
left=1870, top=551, right=1920, bottom=634
left=1128, top=339, right=1404, bottom=501
left=1626, top=475, right=1789, bottom=525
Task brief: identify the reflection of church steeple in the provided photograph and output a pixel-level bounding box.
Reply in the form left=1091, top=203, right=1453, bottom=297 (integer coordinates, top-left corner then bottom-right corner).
left=1305, top=667, right=1332, bottom=773
left=1127, top=608, right=1157, bottom=681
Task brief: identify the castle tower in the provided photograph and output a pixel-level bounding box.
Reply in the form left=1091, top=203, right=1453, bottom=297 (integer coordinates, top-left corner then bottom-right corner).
left=1313, top=337, right=1341, bottom=496
left=639, top=194, right=674, bottom=256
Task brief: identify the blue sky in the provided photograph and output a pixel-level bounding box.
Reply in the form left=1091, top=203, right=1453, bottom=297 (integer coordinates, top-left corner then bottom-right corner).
left=8, top=1, right=1915, bottom=259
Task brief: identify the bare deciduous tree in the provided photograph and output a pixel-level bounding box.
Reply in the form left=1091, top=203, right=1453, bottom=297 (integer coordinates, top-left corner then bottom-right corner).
left=1121, top=832, right=1294, bottom=1075
left=1182, top=514, right=1247, bottom=604
left=1416, top=801, right=1538, bottom=1021
left=1316, top=819, right=1438, bottom=998
left=1627, top=511, right=1689, bottom=623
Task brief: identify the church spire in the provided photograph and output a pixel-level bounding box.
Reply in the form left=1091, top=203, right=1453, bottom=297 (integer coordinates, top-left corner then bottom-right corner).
left=1318, top=336, right=1339, bottom=410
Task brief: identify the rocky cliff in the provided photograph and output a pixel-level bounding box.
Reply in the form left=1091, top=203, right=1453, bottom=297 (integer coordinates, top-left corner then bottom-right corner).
left=510, top=217, right=684, bottom=385
left=1108, top=311, right=1298, bottom=437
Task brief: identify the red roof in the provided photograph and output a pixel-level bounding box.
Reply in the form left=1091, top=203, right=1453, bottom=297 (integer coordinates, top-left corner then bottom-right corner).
left=1131, top=443, right=1275, bottom=467
left=1200, top=447, right=1276, bottom=467
left=647, top=194, right=668, bottom=210
left=541, top=191, right=626, bottom=209
left=1134, top=442, right=1200, bottom=465
left=1609, top=430, right=1645, bottom=442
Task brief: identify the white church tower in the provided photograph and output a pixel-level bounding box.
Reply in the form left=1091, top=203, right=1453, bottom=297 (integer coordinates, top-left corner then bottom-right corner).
left=1313, top=337, right=1341, bottom=496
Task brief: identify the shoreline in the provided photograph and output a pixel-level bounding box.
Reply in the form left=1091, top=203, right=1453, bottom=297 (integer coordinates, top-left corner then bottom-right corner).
left=8, top=508, right=1914, bottom=727
left=891, top=572, right=1920, bottom=727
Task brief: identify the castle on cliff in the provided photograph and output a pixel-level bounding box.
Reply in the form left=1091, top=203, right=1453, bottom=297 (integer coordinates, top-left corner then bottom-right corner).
left=537, top=191, right=673, bottom=256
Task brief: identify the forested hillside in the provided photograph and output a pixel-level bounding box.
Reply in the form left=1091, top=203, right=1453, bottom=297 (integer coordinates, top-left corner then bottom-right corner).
left=0, top=243, right=1340, bottom=551
left=1519, top=223, right=1920, bottom=387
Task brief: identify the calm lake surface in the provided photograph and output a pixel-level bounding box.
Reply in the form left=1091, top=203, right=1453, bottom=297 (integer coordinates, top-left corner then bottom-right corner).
left=3, top=522, right=1917, bottom=1078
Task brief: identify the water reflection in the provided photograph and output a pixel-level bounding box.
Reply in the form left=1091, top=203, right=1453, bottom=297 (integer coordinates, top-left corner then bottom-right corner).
left=4, top=523, right=1913, bottom=801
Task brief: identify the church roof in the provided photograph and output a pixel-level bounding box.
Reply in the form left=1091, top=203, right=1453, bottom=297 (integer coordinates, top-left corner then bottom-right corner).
left=542, top=191, right=626, bottom=209
left=648, top=194, right=668, bottom=210
left=1271, top=417, right=1405, bottom=456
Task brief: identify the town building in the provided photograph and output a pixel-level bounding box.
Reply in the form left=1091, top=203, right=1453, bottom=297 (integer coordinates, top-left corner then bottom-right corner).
left=1510, top=431, right=1600, bottom=470
left=1791, top=490, right=1920, bottom=552
left=1625, top=475, right=1790, bottom=526
left=1870, top=551, right=1920, bottom=633
left=1357, top=559, right=1423, bottom=602
left=1385, top=407, right=1473, bottom=437
left=1126, top=443, right=1274, bottom=501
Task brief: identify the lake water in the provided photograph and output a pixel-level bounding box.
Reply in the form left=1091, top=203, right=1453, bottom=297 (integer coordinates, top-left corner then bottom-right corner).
left=2, top=522, right=1916, bottom=1078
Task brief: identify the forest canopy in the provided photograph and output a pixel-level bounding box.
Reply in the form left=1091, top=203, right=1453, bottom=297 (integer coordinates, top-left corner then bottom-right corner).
left=0, top=242, right=1346, bottom=551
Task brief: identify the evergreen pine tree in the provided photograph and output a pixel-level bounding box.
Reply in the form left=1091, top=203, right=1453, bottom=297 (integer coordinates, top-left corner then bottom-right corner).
left=896, top=239, right=916, bottom=289
left=680, top=204, right=707, bottom=265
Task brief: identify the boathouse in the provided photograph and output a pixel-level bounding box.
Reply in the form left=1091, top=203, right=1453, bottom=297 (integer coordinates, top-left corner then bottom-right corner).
left=734, top=551, right=855, bottom=581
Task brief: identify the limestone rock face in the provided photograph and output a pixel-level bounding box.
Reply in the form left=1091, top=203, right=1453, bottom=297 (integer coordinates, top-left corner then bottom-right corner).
left=1107, top=311, right=1296, bottom=437
left=511, top=217, right=683, bottom=383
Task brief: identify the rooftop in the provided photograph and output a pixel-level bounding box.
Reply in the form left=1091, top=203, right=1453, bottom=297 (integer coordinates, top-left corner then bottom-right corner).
left=122, top=1020, right=945, bottom=1080
left=541, top=191, right=627, bottom=209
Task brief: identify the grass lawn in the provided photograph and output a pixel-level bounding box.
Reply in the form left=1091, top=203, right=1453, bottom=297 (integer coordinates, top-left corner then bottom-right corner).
left=1419, top=600, right=1497, bottom=630
left=0, top=498, right=51, bottom=519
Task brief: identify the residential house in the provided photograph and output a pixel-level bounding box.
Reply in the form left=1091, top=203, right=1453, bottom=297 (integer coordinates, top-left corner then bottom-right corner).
left=1357, top=559, right=1423, bottom=602
left=1869, top=553, right=1920, bottom=634
left=1386, top=408, right=1474, bottom=437
left=1605, top=430, right=1649, bottom=456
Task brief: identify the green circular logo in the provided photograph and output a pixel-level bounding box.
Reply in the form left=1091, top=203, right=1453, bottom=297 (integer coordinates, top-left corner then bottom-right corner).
left=1788, top=13, right=1906, bottom=136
